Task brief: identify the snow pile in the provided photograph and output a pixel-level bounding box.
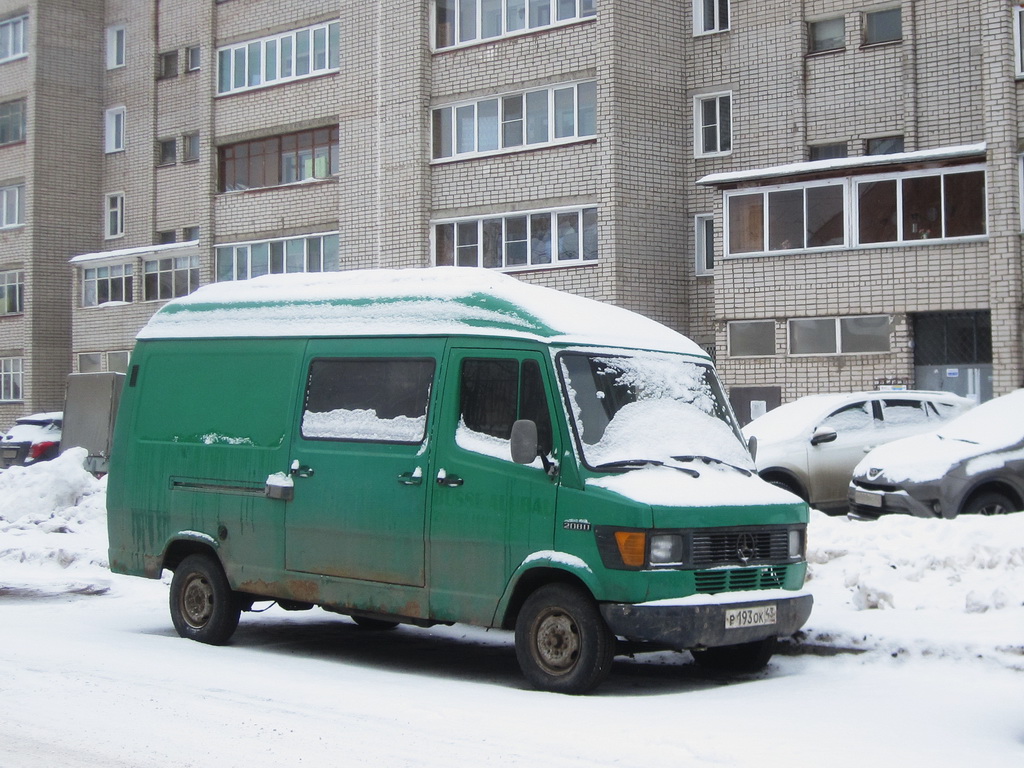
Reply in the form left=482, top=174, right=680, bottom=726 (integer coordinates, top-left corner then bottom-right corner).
left=0, top=448, right=111, bottom=596
left=803, top=510, right=1024, bottom=666
left=0, top=453, right=1021, bottom=667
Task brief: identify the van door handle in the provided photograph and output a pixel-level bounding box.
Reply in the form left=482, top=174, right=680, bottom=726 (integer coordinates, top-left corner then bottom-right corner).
left=397, top=468, right=423, bottom=486
left=436, top=468, right=464, bottom=487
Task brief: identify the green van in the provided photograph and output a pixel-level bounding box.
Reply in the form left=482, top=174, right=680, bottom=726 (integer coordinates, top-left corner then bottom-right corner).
left=106, top=267, right=811, bottom=693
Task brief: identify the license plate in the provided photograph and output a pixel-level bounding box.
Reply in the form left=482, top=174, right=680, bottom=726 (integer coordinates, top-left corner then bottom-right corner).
left=854, top=489, right=883, bottom=508
left=1, top=447, right=17, bottom=459
left=725, top=604, right=777, bottom=630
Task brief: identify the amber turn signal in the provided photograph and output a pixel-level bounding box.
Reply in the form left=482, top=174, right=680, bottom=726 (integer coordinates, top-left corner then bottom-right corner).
left=614, top=531, right=646, bottom=567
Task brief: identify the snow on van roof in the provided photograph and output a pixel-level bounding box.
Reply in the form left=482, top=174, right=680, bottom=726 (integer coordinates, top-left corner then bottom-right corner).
left=137, top=267, right=707, bottom=356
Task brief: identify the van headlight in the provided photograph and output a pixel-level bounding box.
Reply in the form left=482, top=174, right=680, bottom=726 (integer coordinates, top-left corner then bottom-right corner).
left=649, top=534, right=684, bottom=565
left=788, top=528, right=804, bottom=558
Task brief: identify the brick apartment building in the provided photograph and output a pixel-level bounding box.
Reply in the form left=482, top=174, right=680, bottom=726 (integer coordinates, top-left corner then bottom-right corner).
left=0, top=0, right=1021, bottom=430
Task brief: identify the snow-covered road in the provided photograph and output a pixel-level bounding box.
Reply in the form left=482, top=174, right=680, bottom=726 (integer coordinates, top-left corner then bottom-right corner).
left=1, top=451, right=1022, bottom=766
left=1, top=579, right=1021, bottom=768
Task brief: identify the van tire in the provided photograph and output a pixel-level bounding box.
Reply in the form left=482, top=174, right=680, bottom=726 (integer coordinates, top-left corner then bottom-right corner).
left=514, top=583, right=615, bottom=694
left=691, top=637, right=775, bottom=673
left=169, top=554, right=241, bottom=645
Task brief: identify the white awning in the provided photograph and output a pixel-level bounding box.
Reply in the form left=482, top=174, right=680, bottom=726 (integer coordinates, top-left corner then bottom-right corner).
left=69, top=240, right=200, bottom=265
left=697, top=143, right=987, bottom=187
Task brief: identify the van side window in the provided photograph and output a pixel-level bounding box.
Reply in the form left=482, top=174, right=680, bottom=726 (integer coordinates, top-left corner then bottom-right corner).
left=302, top=358, right=434, bottom=442
left=458, top=358, right=552, bottom=459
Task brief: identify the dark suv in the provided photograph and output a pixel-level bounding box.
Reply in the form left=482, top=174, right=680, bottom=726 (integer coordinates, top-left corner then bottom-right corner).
left=0, top=412, right=63, bottom=468
left=849, top=390, right=1024, bottom=519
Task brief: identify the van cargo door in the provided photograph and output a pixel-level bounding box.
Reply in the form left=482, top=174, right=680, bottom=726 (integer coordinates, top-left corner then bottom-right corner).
left=284, top=339, right=443, bottom=587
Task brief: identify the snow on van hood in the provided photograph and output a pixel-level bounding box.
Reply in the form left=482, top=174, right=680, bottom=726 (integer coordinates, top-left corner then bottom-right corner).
left=138, top=268, right=706, bottom=357
left=587, top=464, right=802, bottom=508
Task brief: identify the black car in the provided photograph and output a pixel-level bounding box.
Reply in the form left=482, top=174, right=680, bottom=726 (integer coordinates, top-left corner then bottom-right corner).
left=0, top=412, right=63, bottom=468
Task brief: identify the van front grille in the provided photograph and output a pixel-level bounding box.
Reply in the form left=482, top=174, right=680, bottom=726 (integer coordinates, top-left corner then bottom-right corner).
left=692, top=529, right=790, bottom=567
left=694, top=565, right=789, bottom=594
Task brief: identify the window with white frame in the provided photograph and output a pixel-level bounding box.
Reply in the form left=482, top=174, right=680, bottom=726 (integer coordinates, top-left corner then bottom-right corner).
left=789, top=315, right=891, bottom=355
left=215, top=232, right=340, bottom=281
left=728, top=320, right=775, bottom=357
left=723, top=164, right=986, bottom=256
left=695, top=214, right=714, bottom=276
left=0, top=357, right=23, bottom=401
left=0, top=14, right=28, bottom=63
left=694, top=92, right=731, bottom=157
left=106, top=25, right=125, bottom=69
left=105, top=106, right=125, bottom=153
left=217, top=21, right=340, bottom=95
left=694, top=0, right=729, bottom=35
left=105, top=193, right=125, bottom=239
left=432, top=81, right=596, bottom=160
left=144, top=254, right=199, bottom=301
left=727, top=181, right=845, bottom=254
left=186, top=45, right=201, bottom=72
left=434, top=206, right=597, bottom=270
left=0, top=99, right=25, bottom=145
left=1, top=183, right=24, bottom=228
left=83, top=263, right=133, bottom=306
left=434, top=0, right=596, bottom=50
left=0, top=269, right=24, bottom=314
left=857, top=167, right=985, bottom=243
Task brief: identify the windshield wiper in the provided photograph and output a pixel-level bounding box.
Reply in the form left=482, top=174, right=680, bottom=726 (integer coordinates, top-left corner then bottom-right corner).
left=671, top=455, right=752, bottom=476
left=594, top=459, right=664, bottom=470
left=594, top=459, right=700, bottom=478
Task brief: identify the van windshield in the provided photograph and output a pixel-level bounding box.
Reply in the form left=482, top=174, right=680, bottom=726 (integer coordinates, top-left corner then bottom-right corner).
left=558, top=352, right=752, bottom=472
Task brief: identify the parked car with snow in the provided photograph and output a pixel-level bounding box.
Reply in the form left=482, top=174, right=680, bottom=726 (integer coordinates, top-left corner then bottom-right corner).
left=742, top=391, right=974, bottom=513
left=0, top=412, right=63, bottom=469
left=849, top=389, right=1024, bottom=519
left=107, top=267, right=813, bottom=694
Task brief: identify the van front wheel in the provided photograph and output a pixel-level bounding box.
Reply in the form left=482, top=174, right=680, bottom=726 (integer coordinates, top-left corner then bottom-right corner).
left=169, top=554, right=241, bottom=645
left=514, top=584, right=615, bottom=694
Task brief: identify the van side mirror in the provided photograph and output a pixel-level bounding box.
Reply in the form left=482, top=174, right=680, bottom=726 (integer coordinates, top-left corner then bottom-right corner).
left=510, top=419, right=539, bottom=464
left=747, top=435, right=757, bottom=462
left=810, top=428, right=838, bottom=446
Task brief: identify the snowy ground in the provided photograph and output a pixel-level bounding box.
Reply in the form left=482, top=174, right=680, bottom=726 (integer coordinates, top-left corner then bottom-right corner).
left=1, top=449, right=1022, bottom=766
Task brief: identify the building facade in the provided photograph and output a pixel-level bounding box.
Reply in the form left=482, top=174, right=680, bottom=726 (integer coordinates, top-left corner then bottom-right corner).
left=0, top=0, right=1021, bottom=430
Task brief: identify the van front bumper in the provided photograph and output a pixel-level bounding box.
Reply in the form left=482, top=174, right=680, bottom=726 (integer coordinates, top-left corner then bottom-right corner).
left=600, top=592, right=813, bottom=650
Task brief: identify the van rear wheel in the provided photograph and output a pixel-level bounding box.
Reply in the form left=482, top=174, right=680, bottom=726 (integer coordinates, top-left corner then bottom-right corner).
left=169, top=554, right=241, bottom=645
left=514, top=583, right=615, bottom=694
